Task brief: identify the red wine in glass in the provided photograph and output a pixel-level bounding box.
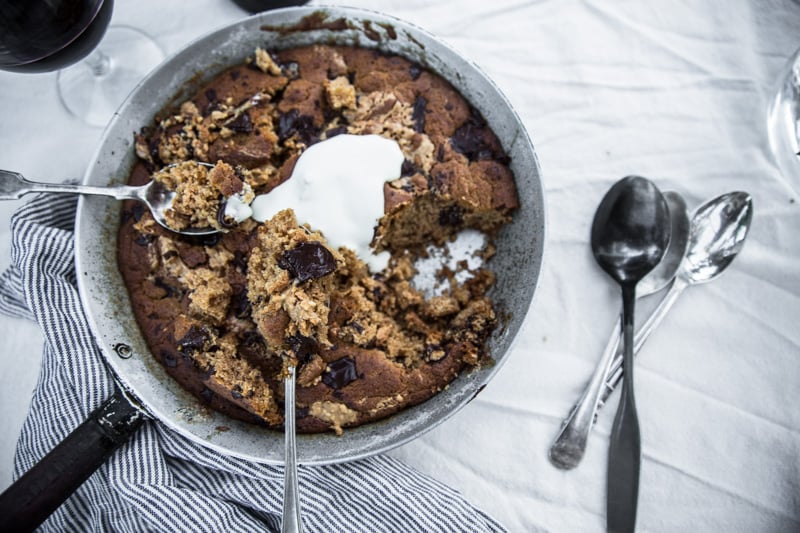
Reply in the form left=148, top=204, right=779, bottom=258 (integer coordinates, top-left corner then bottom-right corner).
left=231, top=0, right=309, bottom=14
left=0, top=0, right=163, bottom=126
left=0, top=0, right=113, bottom=74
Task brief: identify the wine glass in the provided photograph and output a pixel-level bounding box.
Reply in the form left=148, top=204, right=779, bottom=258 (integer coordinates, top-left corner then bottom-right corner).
left=230, top=0, right=310, bottom=14
left=0, top=0, right=164, bottom=127
left=767, top=45, right=800, bottom=193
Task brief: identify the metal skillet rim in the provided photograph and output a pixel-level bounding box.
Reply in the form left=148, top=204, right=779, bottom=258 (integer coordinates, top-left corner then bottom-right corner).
left=74, top=5, right=546, bottom=465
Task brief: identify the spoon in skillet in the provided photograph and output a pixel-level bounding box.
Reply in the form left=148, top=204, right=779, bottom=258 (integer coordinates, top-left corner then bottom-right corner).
left=591, top=175, right=671, bottom=533
left=0, top=165, right=217, bottom=236
left=282, top=365, right=303, bottom=533
left=549, top=191, right=689, bottom=470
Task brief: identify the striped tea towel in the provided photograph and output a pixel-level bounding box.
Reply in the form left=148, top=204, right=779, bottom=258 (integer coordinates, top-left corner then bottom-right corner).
left=0, top=193, right=505, bottom=532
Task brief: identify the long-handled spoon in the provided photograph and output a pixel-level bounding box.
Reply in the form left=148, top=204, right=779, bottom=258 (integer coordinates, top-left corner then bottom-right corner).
left=591, top=176, right=671, bottom=533
left=282, top=366, right=303, bottom=533
left=599, top=191, right=753, bottom=400
left=0, top=166, right=216, bottom=236
left=549, top=191, right=690, bottom=470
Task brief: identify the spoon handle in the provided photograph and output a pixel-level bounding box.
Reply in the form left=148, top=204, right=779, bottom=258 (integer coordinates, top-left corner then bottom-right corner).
left=599, top=276, right=689, bottom=408
left=548, top=277, right=690, bottom=469
left=282, top=366, right=303, bottom=533
left=0, top=170, right=142, bottom=201
left=548, top=314, right=622, bottom=469
left=607, top=284, right=641, bottom=533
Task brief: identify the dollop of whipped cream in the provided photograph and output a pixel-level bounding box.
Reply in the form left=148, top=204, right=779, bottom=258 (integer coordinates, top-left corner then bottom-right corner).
left=251, top=134, right=404, bottom=271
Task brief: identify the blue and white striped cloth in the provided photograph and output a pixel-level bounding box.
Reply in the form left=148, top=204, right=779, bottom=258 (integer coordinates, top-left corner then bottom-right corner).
left=0, top=194, right=505, bottom=532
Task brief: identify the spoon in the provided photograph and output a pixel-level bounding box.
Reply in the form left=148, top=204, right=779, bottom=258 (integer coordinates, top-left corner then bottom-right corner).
left=591, top=175, right=671, bottom=533
left=600, top=191, right=753, bottom=396
left=549, top=191, right=690, bottom=470
left=282, top=366, right=303, bottom=533
left=0, top=166, right=216, bottom=236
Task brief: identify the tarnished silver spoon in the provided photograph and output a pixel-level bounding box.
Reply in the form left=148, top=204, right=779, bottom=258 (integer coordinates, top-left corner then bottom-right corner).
left=0, top=166, right=216, bottom=236
left=549, top=191, right=690, bottom=470
left=282, top=366, right=303, bottom=533
left=550, top=191, right=752, bottom=473
left=605, top=191, right=753, bottom=374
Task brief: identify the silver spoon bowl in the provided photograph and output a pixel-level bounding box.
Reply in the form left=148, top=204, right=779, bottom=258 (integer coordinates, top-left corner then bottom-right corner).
left=0, top=166, right=217, bottom=236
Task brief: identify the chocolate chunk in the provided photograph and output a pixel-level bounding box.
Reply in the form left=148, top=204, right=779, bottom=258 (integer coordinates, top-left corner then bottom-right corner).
left=161, top=349, right=179, bottom=368
left=287, top=334, right=319, bottom=362
left=179, top=233, right=221, bottom=247
left=230, top=285, right=252, bottom=319
left=178, top=325, right=210, bottom=353
left=134, top=233, right=156, bottom=246
left=400, top=159, right=418, bottom=177
left=438, top=204, right=463, bottom=226
left=278, top=109, right=318, bottom=145
left=199, top=387, right=214, bottom=402
left=238, top=330, right=267, bottom=360
left=409, top=64, right=423, bottom=80
left=412, top=96, right=427, bottom=133
left=227, top=111, right=253, bottom=134
left=153, top=277, right=180, bottom=298
left=232, top=250, right=249, bottom=272
left=450, top=108, right=499, bottom=162
left=324, top=125, right=348, bottom=139
left=131, top=203, right=146, bottom=222
left=322, top=356, right=358, bottom=389
left=277, top=242, right=337, bottom=282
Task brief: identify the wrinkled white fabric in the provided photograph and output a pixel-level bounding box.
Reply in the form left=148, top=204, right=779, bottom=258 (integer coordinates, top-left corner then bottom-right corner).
left=1, top=0, right=798, bottom=531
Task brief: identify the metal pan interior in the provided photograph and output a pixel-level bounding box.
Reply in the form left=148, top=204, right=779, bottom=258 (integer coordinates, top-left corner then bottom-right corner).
left=74, top=6, right=545, bottom=465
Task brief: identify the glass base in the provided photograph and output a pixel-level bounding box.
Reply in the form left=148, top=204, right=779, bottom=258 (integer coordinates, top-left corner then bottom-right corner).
left=57, top=25, right=164, bottom=128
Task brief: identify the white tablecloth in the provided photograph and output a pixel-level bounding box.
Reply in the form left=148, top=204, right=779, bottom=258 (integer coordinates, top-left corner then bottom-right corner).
left=1, top=1, right=798, bottom=531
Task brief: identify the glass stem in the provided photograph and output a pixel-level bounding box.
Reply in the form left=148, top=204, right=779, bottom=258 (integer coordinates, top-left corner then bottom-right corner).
left=84, top=48, right=111, bottom=77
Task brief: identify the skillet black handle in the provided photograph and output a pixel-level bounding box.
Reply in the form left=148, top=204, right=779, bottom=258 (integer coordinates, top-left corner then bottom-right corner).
left=0, top=389, right=145, bottom=532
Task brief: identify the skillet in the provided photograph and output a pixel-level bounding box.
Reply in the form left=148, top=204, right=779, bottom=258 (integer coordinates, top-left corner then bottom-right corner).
left=0, top=5, right=545, bottom=527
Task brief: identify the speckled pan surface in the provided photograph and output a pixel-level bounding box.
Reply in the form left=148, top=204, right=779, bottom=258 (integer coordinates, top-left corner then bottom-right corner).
left=74, top=6, right=545, bottom=465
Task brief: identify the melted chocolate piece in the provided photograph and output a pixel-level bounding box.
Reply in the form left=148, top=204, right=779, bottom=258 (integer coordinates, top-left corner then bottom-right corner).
left=277, top=242, right=337, bottom=282
left=412, top=96, right=426, bottom=133
left=450, top=108, right=500, bottom=162
left=131, top=203, right=146, bottom=222
left=287, top=334, right=319, bottom=362
left=324, top=125, right=348, bottom=139
left=153, top=277, right=180, bottom=299
left=227, top=111, right=253, bottom=134
left=238, top=331, right=267, bottom=360
left=199, top=387, right=214, bottom=402
left=400, top=159, right=418, bottom=177
left=161, top=349, right=179, bottom=368
left=278, top=109, right=318, bottom=145
left=179, top=232, right=221, bottom=247
left=322, top=356, right=358, bottom=389
left=438, top=204, right=463, bottom=226
left=178, top=325, right=210, bottom=353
